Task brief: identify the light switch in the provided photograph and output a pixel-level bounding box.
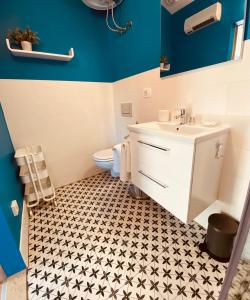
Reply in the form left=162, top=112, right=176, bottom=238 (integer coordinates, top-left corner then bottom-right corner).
left=143, top=88, right=152, bottom=98
left=121, top=103, right=132, bottom=117
left=11, top=200, right=19, bottom=217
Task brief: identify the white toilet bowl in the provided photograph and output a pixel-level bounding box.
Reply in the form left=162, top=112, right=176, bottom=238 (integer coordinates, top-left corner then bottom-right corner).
left=93, top=148, right=119, bottom=177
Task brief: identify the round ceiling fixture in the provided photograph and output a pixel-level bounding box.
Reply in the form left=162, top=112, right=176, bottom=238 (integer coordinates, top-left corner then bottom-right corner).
left=82, top=0, right=124, bottom=11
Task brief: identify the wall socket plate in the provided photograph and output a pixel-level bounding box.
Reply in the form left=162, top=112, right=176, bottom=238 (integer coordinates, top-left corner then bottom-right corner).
left=11, top=200, right=19, bottom=217
left=143, top=88, right=152, bottom=98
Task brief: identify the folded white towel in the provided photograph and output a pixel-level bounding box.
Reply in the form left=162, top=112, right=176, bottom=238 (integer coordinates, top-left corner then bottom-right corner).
left=120, top=140, right=131, bottom=182
left=112, top=144, right=122, bottom=174
left=126, top=140, right=131, bottom=173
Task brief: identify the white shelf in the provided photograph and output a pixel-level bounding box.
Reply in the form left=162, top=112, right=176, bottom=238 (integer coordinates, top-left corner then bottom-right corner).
left=160, top=64, right=171, bottom=72
left=6, top=39, right=74, bottom=61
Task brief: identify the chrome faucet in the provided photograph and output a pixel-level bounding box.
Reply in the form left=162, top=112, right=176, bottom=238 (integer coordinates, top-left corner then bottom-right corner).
left=175, top=109, right=186, bottom=125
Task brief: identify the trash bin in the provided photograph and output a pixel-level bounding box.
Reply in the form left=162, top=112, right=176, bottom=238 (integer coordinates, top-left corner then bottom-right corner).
left=201, top=213, right=239, bottom=262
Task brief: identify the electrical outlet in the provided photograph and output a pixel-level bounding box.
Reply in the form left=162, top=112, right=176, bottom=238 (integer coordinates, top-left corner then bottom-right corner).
left=143, top=88, right=152, bottom=98
left=11, top=200, right=19, bottom=217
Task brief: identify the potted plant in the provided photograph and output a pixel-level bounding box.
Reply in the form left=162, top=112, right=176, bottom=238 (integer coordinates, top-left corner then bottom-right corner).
left=160, top=55, right=168, bottom=69
left=7, top=27, right=39, bottom=51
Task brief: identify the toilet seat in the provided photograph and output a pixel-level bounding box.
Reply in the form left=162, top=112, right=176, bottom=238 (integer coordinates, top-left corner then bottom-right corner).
left=93, top=148, right=113, bottom=161
left=93, top=145, right=121, bottom=178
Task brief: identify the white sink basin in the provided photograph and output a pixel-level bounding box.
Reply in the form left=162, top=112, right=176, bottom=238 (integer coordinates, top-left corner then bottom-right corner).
left=128, top=122, right=230, bottom=142
left=154, top=123, right=209, bottom=135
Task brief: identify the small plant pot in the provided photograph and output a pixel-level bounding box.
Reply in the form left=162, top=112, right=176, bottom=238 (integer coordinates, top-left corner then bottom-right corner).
left=21, top=41, right=32, bottom=51
left=160, top=63, right=165, bottom=69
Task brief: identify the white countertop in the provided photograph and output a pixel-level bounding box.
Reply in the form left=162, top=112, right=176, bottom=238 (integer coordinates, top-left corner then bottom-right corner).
left=128, top=122, right=230, bottom=143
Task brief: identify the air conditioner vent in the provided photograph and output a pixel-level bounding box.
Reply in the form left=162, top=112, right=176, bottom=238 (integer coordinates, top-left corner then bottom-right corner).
left=192, top=17, right=216, bottom=31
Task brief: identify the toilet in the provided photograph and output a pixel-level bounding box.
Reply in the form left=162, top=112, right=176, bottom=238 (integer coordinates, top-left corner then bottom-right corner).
left=93, top=146, right=120, bottom=177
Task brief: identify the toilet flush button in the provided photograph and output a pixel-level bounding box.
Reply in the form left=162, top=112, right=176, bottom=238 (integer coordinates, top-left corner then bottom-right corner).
left=143, top=88, right=152, bottom=98
left=121, top=103, right=132, bottom=117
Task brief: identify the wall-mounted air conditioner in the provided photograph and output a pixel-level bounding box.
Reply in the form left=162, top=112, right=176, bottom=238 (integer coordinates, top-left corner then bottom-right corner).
left=184, top=2, right=222, bottom=35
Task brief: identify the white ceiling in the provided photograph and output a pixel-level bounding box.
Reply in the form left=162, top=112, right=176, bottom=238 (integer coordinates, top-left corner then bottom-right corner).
left=161, top=0, right=194, bottom=14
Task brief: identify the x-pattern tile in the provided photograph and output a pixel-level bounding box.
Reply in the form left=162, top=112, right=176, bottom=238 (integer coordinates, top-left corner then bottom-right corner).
left=28, top=172, right=228, bottom=300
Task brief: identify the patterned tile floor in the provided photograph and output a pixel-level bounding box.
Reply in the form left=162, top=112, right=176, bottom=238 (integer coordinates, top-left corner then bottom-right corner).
left=227, top=259, right=250, bottom=300
left=28, top=172, right=228, bottom=300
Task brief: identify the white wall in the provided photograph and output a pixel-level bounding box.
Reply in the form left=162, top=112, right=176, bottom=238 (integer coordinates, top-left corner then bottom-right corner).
left=113, top=40, right=250, bottom=221
left=0, top=80, right=116, bottom=187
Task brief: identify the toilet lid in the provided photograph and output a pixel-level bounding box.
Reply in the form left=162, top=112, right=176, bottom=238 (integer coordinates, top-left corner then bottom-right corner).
left=93, top=148, right=113, bottom=161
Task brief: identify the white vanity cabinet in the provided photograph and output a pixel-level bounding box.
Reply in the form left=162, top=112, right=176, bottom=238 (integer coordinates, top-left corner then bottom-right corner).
left=129, top=123, right=229, bottom=224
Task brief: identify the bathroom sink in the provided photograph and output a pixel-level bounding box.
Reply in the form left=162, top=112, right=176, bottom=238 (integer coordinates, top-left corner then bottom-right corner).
left=128, top=122, right=230, bottom=142
left=154, top=123, right=208, bottom=135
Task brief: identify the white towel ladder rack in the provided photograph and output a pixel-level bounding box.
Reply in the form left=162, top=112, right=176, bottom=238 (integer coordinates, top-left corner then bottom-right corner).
left=15, top=145, right=56, bottom=216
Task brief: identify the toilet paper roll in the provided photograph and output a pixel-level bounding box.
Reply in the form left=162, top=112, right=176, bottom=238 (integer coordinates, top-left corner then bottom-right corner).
left=158, top=110, right=170, bottom=122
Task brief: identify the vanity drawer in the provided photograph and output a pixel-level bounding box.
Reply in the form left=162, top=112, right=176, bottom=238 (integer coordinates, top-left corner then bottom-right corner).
left=132, top=134, right=194, bottom=184
left=133, top=168, right=190, bottom=223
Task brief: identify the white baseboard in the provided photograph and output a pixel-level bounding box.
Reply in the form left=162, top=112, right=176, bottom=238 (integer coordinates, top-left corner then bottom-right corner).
left=19, top=200, right=29, bottom=266
left=194, top=200, right=223, bottom=229
left=1, top=282, right=7, bottom=300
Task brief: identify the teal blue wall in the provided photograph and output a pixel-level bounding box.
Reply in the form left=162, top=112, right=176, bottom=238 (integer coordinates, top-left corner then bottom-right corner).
left=0, top=207, right=25, bottom=277
left=107, top=0, right=161, bottom=81
left=0, top=104, right=26, bottom=276
left=0, top=0, right=113, bottom=82
left=161, top=8, right=174, bottom=68
left=161, top=0, right=245, bottom=77
left=0, top=104, right=23, bottom=245
left=110, top=0, right=249, bottom=81
left=0, top=0, right=249, bottom=82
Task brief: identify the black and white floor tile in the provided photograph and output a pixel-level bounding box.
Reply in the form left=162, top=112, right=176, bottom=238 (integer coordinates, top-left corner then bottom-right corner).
left=227, top=259, right=250, bottom=300
left=28, top=172, right=228, bottom=300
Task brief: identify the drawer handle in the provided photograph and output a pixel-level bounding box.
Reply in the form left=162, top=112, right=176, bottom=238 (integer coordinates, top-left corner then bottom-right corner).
left=138, top=170, right=168, bottom=189
left=138, top=140, right=170, bottom=152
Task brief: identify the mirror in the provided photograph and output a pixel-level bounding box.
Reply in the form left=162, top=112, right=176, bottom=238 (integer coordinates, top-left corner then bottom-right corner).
left=160, top=0, right=247, bottom=77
